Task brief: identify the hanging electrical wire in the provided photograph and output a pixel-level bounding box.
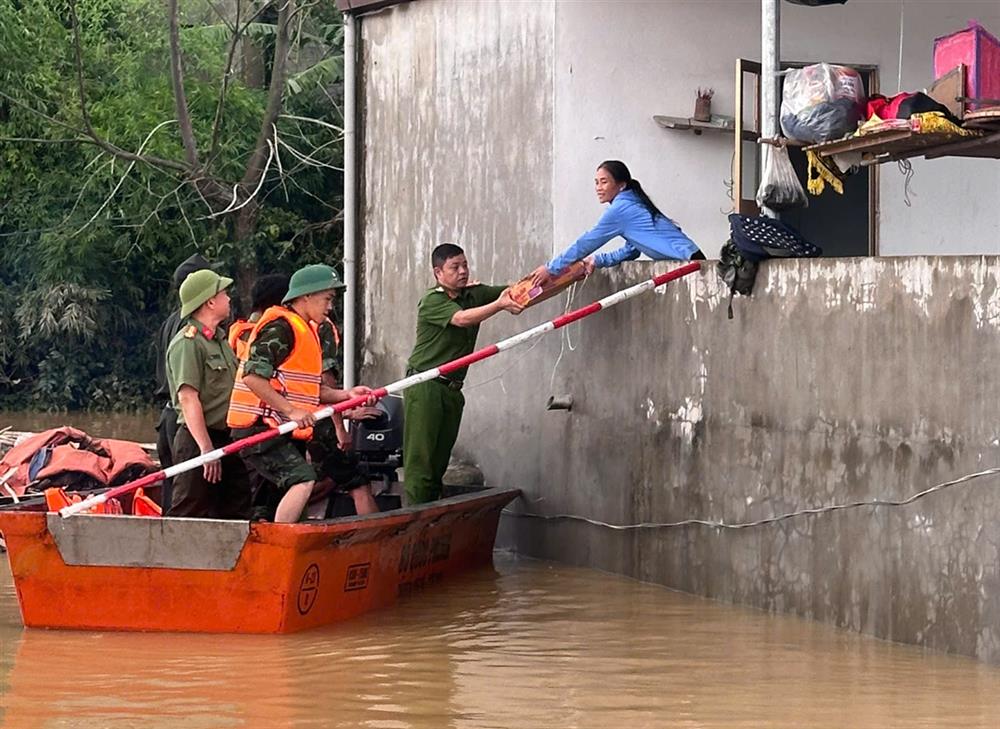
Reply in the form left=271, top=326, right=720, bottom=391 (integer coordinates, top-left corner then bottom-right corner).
left=506, top=464, right=1000, bottom=530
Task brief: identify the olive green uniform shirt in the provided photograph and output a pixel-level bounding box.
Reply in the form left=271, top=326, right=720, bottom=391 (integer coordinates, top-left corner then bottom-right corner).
left=317, top=319, right=339, bottom=376
left=166, top=317, right=238, bottom=430
left=405, top=284, right=507, bottom=381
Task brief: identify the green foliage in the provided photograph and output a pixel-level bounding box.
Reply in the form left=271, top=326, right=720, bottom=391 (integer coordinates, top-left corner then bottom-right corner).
left=0, top=0, right=347, bottom=411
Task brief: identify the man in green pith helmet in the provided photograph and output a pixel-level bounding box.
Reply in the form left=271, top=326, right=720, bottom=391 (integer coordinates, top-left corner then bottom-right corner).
left=403, top=244, right=524, bottom=505
left=155, top=253, right=214, bottom=512
left=166, top=269, right=252, bottom=519
left=228, top=264, right=376, bottom=523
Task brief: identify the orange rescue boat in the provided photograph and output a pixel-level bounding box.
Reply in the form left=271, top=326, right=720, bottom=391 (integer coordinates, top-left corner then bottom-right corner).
left=0, top=486, right=518, bottom=634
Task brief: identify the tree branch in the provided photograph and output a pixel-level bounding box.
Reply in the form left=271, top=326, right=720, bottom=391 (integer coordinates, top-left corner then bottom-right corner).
left=0, top=90, right=186, bottom=175
left=0, top=136, right=89, bottom=144
left=240, top=0, right=295, bottom=191
left=204, top=139, right=275, bottom=219
left=205, top=0, right=237, bottom=33
left=175, top=189, right=200, bottom=246
left=167, top=0, right=201, bottom=169
left=207, top=0, right=242, bottom=163
left=274, top=135, right=341, bottom=171
left=66, top=2, right=190, bottom=175
left=72, top=119, right=181, bottom=236
left=207, top=0, right=280, bottom=165
left=272, top=124, right=290, bottom=203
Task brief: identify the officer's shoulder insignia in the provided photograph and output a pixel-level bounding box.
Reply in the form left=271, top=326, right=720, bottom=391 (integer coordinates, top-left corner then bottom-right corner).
left=183, top=325, right=197, bottom=339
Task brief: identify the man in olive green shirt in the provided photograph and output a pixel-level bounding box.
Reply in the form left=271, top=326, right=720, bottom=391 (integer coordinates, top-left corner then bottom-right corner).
left=403, top=244, right=524, bottom=504
left=166, top=269, right=251, bottom=519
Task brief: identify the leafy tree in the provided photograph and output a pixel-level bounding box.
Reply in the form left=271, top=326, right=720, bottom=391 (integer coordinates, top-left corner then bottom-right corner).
left=0, top=0, right=346, bottom=410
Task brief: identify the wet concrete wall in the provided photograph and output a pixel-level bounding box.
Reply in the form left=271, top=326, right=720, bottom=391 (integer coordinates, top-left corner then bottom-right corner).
left=358, top=1, right=1000, bottom=663
left=493, top=257, right=1000, bottom=665
left=358, top=0, right=556, bottom=369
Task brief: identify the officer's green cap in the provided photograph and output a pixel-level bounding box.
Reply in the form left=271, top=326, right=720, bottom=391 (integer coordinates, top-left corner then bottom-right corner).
left=179, top=269, right=233, bottom=318
left=283, top=264, right=345, bottom=303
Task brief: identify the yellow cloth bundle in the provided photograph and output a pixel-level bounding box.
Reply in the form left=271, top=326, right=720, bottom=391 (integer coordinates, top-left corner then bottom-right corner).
left=806, top=150, right=844, bottom=195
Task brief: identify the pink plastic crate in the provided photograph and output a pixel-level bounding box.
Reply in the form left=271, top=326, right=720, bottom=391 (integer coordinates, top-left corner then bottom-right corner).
left=934, top=20, right=1000, bottom=111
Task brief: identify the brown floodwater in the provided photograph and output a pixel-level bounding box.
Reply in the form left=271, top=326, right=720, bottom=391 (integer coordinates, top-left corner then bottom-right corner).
left=2, top=410, right=160, bottom=445
left=3, top=553, right=1000, bottom=728
left=4, top=411, right=1000, bottom=725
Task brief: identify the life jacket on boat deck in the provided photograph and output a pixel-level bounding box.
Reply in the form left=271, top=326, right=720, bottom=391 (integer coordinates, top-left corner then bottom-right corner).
left=43, top=486, right=160, bottom=517
left=226, top=305, right=323, bottom=440
left=0, top=428, right=156, bottom=497
left=44, top=487, right=123, bottom=515
left=131, top=487, right=162, bottom=516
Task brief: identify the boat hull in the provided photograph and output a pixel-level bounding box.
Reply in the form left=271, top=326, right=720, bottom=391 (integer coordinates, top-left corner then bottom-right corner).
left=0, top=487, right=518, bottom=634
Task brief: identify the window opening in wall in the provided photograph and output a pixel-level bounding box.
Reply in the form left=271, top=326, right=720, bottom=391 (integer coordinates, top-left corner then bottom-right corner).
left=734, top=59, right=879, bottom=257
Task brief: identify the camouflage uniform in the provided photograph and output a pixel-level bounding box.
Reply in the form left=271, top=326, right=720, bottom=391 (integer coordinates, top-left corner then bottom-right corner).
left=231, top=318, right=344, bottom=496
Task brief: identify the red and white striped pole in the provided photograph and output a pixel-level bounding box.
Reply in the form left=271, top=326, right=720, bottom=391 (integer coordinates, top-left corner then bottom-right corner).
left=62, top=261, right=701, bottom=518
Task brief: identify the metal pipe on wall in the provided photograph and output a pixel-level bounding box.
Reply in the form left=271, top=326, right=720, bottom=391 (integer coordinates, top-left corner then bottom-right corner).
left=760, top=0, right=780, bottom=218
left=343, top=12, right=358, bottom=388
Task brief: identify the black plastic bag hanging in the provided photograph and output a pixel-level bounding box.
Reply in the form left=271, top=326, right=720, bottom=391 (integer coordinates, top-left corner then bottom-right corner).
left=784, top=0, right=847, bottom=6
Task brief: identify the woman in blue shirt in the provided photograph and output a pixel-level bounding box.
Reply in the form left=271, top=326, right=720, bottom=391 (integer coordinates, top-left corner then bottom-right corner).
left=531, top=160, right=704, bottom=287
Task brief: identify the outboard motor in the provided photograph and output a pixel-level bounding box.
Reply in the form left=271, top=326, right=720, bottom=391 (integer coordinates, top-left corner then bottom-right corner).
left=349, top=394, right=404, bottom=494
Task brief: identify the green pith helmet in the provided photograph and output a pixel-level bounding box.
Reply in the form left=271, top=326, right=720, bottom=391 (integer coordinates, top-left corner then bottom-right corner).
left=282, top=264, right=346, bottom=304
left=179, top=269, right=234, bottom=318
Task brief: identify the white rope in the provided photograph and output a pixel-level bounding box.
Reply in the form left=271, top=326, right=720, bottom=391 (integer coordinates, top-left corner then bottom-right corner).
left=549, top=276, right=586, bottom=391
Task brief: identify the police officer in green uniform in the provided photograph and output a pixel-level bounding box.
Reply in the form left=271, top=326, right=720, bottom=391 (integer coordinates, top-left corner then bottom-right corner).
left=154, top=253, right=213, bottom=512
left=403, top=244, right=524, bottom=504
left=166, top=269, right=251, bottom=519
left=231, top=264, right=375, bottom=523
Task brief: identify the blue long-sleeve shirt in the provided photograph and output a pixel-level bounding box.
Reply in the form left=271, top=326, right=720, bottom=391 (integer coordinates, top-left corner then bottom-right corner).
left=546, top=189, right=698, bottom=273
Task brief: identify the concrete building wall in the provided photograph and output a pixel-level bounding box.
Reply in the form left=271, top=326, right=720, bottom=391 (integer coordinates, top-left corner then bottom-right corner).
left=359, top=0, right=559, bottom=383
left=498, top=255, right=1000, bottom=664
left=358, top=0, right=1000, bottom=662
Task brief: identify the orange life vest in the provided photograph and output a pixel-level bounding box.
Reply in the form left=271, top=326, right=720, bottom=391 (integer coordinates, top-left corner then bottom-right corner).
left=0, top=427, right=156, bottom=497
left=228, top=319, right=256, bottom=361
left=131, top=487, right=162, bottom=516
left=226, top=306, right=323, bottom=440
left=44, top=487, right=124, bottom=515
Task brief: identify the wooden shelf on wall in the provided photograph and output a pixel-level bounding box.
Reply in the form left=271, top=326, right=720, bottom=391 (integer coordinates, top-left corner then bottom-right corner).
left=804, top=128, right=1000, bottom=164
left=653, top=114, right=736, bottom=135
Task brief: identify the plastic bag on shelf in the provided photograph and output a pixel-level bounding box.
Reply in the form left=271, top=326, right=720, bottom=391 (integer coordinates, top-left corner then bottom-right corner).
left=780, top=63, right=865, bottom=143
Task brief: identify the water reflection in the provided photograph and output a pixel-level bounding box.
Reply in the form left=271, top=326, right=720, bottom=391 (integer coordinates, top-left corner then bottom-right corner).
left=3, top=555, right=1000, bottom=728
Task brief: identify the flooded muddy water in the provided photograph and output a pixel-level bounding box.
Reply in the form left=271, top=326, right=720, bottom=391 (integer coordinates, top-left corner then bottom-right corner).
left=2, top=410, right=159, bottom=445
left=3, top=554, right=1000, bottom=728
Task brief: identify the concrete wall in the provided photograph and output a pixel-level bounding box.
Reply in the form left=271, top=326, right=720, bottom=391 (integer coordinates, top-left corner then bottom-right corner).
left=359, top=0, right=556, bottom=376
left=499, top=256, right=1000, bottom=664
left=358, top=0, right=1000, bottom=662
